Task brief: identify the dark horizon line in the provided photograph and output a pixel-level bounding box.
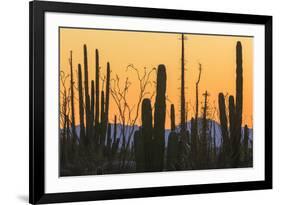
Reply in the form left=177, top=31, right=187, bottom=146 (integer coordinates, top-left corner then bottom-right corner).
left=59, top=26, right=254, bottom=38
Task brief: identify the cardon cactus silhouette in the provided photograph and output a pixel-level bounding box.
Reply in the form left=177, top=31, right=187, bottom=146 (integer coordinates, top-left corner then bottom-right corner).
left=218, top=92, right=229, bottom=166
left=229, top=95, right=235, bottom=143
left=228, top=95, right=238, bottom=166
left=234, top=41, right=243, bottom=167
left=170, top=104, right=176, bottom=131
left=153, top=64, right=167, bottom=171
left=141, top=98, right=153, bottom=171
left=100, top=63, right=111, bottom=147
left=78, top=64, right=85, bottom=145
left=166, top=131, right=178, bottom=170
left=95, top=49, right=100, bottom=144
left=83, top=45, right=91, bottom=141
left=134, top=130, right=145, bottom=172
left=90, top=80, right=95, bottom=140
left=100, top=91, right=105, bottom=145
left=243, top=124, right=249, bottom=162
left=104, top=63, right=110, bottom=134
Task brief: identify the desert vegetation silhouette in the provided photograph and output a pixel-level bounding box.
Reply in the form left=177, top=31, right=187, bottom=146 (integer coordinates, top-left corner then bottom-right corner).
left=59, top=34, right=253, bottom=176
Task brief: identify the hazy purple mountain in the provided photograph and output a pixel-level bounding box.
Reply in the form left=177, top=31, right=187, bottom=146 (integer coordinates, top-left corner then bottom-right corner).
left=69, top=119, right=252, bottom=149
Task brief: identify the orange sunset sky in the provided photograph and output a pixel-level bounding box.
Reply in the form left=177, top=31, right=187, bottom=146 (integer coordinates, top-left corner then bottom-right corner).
left=59, top=27, right=253, bottom=129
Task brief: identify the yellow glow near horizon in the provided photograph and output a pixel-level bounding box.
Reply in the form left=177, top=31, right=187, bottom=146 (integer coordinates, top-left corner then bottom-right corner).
left=59, top=28, right=253, bottom=129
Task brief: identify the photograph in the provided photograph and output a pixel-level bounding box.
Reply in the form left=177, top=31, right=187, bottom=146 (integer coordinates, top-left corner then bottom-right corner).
left=59, top=28, right=253, bottom=176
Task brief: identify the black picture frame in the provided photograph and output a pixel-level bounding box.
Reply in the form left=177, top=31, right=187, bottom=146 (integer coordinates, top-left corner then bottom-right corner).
left=29, top=1, right=272, bottom=204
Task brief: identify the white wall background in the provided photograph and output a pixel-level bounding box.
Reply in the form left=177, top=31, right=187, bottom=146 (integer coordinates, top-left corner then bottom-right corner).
left=0, top=0, right=279, bottom=204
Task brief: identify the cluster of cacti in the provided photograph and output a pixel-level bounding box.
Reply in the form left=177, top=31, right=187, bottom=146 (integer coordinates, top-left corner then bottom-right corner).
left=217, top=41, right=246, bottom=168
left=60, top=38, right=252, bottom=176
left=134, top=65, right=167, bottom=172
left=60, top=44, right=114, bottom=175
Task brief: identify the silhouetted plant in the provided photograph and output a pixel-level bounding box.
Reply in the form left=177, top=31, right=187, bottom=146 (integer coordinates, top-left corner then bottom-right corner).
left=233, top=41, right=243, bottom=167
left=153, top=64, right=167, bottom=171
left=141, top=98, right=154, bottom=171
left=83, top=45, right=91, bottom=144
left=95, top=49, right=100, bottom=145
left=77, top=64, right=85, bottom=146
left=166, top=132, right=179, bottom=170
left=170, top=104, right=176, bottom=131
left=218, top=92, right=229, bottom=167
left=243, top=124, right=249, bottom=163
left=200, top=91, right=209, bottom=168
left=180, top=34, right=186, bottom=133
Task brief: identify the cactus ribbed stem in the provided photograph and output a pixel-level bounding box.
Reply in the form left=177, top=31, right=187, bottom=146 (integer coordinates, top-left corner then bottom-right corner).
left=153, top=64, right=167, bottom=171
left=78, top=64, right=85, bottom=144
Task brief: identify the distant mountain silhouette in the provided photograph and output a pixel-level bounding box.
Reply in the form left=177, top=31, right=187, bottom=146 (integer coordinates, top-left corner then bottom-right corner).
left=62, top=119, right=252, bottom=149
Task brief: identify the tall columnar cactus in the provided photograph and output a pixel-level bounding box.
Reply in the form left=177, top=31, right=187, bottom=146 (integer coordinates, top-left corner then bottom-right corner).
left=243, top=124, right=249, bottom=163
left=95, top=49, right=100, bottom=134
left=153, top=64, right=167, bottom=171
left=78, top=64, right=85, bottom=145
left=104, top=62, right=110, bottom=132
left=170, top=104, right=176, bottom=131
left=166, top=131, right=178, bottom=170
left=100, top=63, right=111, bottom=147
left=90, top=80, right=95, bottom=140
left=180, top=34, right=186, bottom=133
left=100, top=90, right=105, bottom=145
left=69, top=51, right=77, bottom=143
left=83, top=45, right=90, bottom=140
left=234, top=41, right=243, bottom=167
left=228, top=95, right=238, bottom=166
left=218, top=92, right=229, bottom=166
left=229, top=95, right=235, bottom=142
left=141, top=98, right=153, bottom=171
left=134, top=130, right=145, bottom=172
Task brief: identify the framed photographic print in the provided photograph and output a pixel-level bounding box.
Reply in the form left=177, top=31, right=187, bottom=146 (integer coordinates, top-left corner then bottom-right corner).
left=29, top=0, right=272, bottom=204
